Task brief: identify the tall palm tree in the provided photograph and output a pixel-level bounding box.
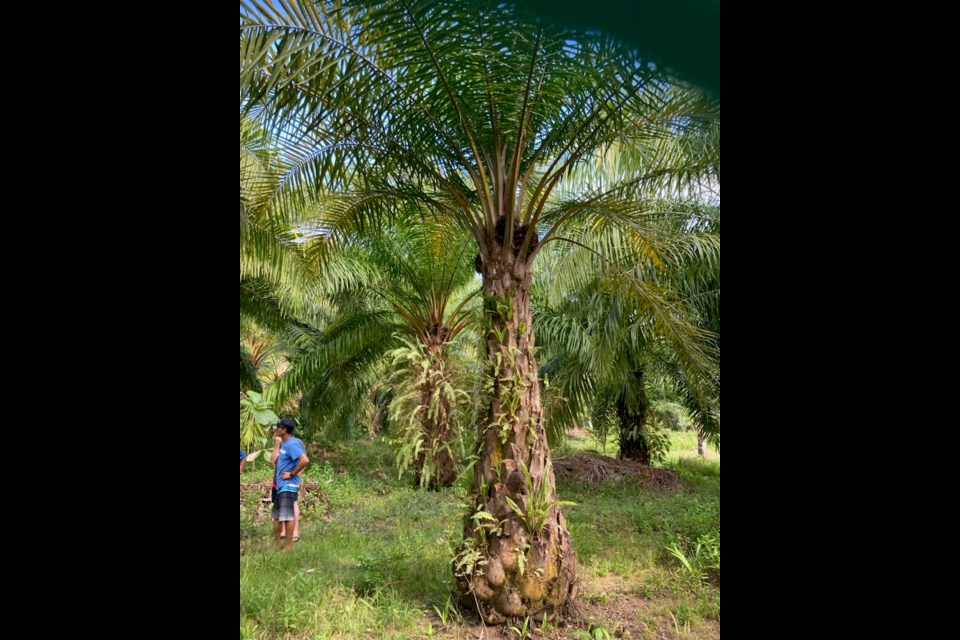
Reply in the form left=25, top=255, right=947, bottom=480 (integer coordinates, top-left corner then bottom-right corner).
left=241, top=0, right=719, bottom=621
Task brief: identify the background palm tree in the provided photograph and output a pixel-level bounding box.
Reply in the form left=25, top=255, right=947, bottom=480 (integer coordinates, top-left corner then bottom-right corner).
left=271, top=219, right=481, bottom=489
left=535, top=209, right=720, bottom=463
left=240, top=118, right=317, bottom=389
left=240, top=116, right=371, bottom=397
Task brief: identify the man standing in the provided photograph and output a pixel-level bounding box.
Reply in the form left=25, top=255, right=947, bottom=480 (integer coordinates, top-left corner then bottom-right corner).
left=271, top=417, right=309, bottom=551
left=240, top=449, right=246, bottom=475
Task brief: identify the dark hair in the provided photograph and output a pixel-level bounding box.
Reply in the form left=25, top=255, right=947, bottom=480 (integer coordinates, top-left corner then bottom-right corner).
left=276, top=417, right=296, bottom=434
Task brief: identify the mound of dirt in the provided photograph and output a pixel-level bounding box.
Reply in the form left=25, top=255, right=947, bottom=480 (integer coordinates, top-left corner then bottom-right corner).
left=554, top=452, right=684, bottom=490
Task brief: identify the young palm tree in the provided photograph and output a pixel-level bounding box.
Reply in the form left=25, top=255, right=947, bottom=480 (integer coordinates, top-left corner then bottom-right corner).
left=241, top=0, right=719, bottom=620
left=271, top=220, right=481, bottom=489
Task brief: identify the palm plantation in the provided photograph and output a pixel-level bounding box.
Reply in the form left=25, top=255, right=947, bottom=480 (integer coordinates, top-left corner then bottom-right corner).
left=240, top=0, right=719, bottom=626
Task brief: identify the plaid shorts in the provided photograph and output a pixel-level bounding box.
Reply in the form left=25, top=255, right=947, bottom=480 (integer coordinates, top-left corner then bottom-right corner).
left=271, top=491, right=297, bottom=521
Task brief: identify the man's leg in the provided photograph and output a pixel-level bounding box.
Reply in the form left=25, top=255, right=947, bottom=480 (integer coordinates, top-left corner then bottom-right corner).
left=284, top=520, right=295, bottom=551
left=293, top=499, right=300, bottom=541
left=279, top=492, right=296, bottom=551
left=274, top=487, right=286, bottom=539
left=272, top=500, right=283, bottom=545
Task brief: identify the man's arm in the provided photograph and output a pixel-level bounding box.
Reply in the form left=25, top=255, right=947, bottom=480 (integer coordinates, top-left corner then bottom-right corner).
left=282, top=453, right=310, bottom=479
left=270, top=437, right=282, bottom=465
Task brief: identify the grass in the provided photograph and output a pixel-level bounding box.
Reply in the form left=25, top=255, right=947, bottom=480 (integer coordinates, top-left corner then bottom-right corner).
left=665, top=431, right=720, bottom=464
left=555, top=429, right=720, bottom=464
left=241, top=441, right=461, bottom=639
left=240, top=437, right=720, bottom=639
left=558, top=446, right=721, bottom=631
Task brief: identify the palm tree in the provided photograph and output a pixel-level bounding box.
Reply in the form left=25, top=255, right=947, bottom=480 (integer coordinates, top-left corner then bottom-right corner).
left=271, top=220, right=481, bottom=489
left=535, top=212, right=720, bottom=464
left=240, top=117, right=367, bottom=393
left=240, top=118, right=315, bottom=388
left=240, top=344, right=261, bottom=393
left=241, top=0, right=719, bottom=621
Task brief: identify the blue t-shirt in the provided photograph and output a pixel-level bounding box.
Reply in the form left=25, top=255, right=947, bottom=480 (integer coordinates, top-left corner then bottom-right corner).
left=275, top=438, right=305, bottom=492
left=240, top=449, right=246, bottom=461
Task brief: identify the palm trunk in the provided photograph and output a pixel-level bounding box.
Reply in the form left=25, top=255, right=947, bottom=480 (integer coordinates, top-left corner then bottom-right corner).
left=413, top=340, right=457, bottom=490
left=616, top=398, right=651, bottom=465
left=455, top=233, right=578, bottom=623
left=368, top=387, right=388, bottom=437
left=616, top=369, right=650, bottom=463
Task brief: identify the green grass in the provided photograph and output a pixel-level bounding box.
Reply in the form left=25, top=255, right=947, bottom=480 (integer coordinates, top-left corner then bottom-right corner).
left=561, top=476, right=720, bottom=578
left=665, top=431, right=720, bottom=464
left=555, top=429, right=720, bottom=464
left=240, top=438, right=720, bottom=639
left=241, top=441, right=463, bottom=639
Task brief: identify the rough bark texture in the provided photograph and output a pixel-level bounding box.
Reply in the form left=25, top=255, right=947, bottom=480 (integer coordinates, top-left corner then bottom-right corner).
left=413, top=336, right=457, bottom=490
left=368, top=387, right=388, bottom=437
left=455, top=223, right=578, bottom=623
